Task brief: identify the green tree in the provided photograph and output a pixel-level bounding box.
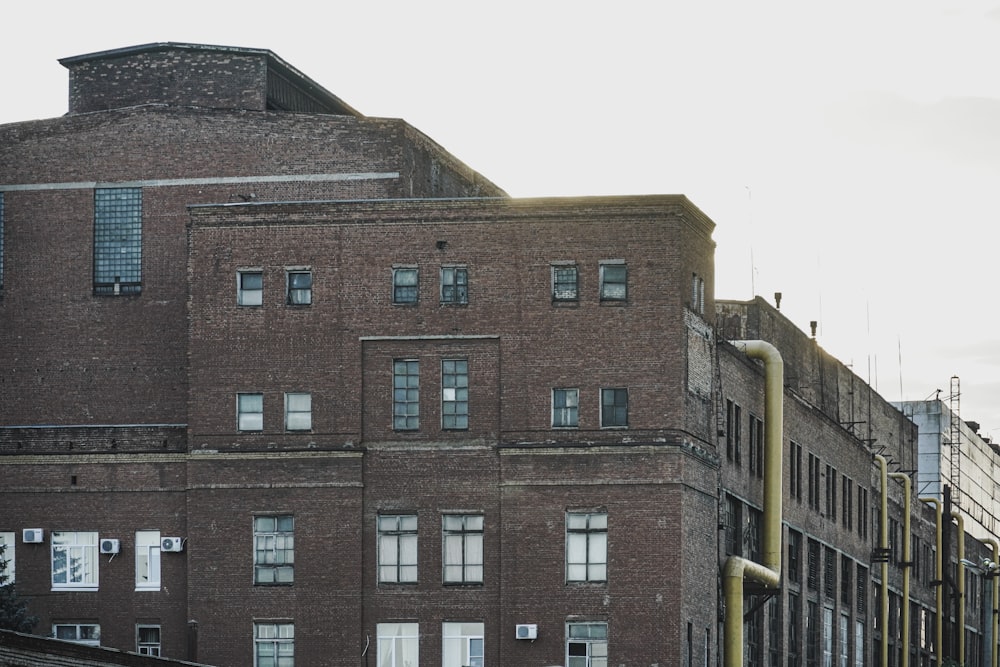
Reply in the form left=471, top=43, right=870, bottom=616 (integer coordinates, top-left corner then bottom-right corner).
left=0, top=539, right=38, bottom=633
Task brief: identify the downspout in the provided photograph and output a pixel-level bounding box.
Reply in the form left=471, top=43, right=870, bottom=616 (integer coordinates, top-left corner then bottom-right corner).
left=985, top=538, right=999, bottom=667
left=889, top=472, right=912, bottom=667
left=723, top=341, right=783, bottom=667
left=875, top=455, right=889, bottom=667
left=953, top=511, right=966, bottom=664
left=919, top=496, right=943, bottom=660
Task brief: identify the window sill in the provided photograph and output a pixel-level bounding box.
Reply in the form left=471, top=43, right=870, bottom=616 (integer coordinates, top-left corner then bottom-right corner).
left=135, top=585, right=162, bottom=592
left=51, top=586, right=99, bottom=592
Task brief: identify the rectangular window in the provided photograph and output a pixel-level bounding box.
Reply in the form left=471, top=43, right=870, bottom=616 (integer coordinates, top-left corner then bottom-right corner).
left=284, top=393, right=312, bottom=431
left=392, top=267, right=418, bottom=304
left=0, top=192, right=4, bottom=290
left=567, top=621, right=608, bottom=667
left=443, top=622, right=484, bottom=667
left=839, top=613, right=849, bottom=667
left=825, top=465, right=837, bottom=522
left=54, top=623, right=100, bottom=646
left=840, top=555, right=853, bottom=607
left=286, top=270, right=312, bottom=305
left=552, top=388, right=580, bottom=428
left=0, top=532, right=14, bottom=584
left=808, top=454, right=821, bottom=511
left=842, top=476, right=853, bottom=530
left=726, top=400, right=742, bottom=465
left=806, top=600, right=819, bottom=667
left=51, top=531, right=98, bottom=590
left=856, top=564, right=868, bottom=616
left=600, top=388, right=628, bottom=428
left=440, top=266, right=469, bottom=304
left=855, top=620, right=865, bottom=667
left=255, top=622, right=294, bottom=667
left=691, top=273, right=706, bottom=314
left=238, top=270, right=263, bottom=306
left=823, top=607, right=834, bottom=667
left=378, top=622, right=418, bottom=667
left=725, top=495, right=742, bottom=557
left=566, top=511, right=608, bottom=583
left=137, top=625, right=161, bottom=656
left=254, top=515, right=294, bottom=584
left=393, top=359, right=419, bottom=430
left=749, top=414, right=764, bottom=477
left=442, top=359, right=469, bottom=430
left=790, top=441, right=802, bottom=501
left=807, top=539, right=819, bottom=591
left=94, top=187, right=142, bottom=295
left=135, top=530, right=161, bottom=590
left=378, top=514, right=418, bottom=584
left=824, top=546, right=836, bottom=599
left=238, top=393, right=264, bottom=431
left=599, top=262, right=627, bottom=301
left=788, top=592, right=801, bottom=667
left=787, top=529, right=801, bottom=585
left=769, top=597, right=783, bottom=667
left=443, top=514, right=484, bottom=584
left=552, top=264, right=579, bottom=302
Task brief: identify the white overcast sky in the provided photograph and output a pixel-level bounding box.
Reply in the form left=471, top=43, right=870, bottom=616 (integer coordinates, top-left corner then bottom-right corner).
left=4, top=1, right=1000, bottom=441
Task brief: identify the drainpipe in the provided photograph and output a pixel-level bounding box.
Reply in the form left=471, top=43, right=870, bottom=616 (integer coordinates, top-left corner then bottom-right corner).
left=984, top=538, right=999, bottom=667
left=723, top=341, right=783, bottom=667
left=953, top=511, right=966, bottom=664
left=918, top=496, right=943, bottom=661
left=875, top=455, right=889, bottom=667
left=889, top=472, right=911, bottom=667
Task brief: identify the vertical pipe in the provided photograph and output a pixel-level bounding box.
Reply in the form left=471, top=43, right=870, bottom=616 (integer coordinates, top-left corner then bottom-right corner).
left=953, top=511, right=966, bottom=664
left=919, top=497, right=944, bottom=661
left=986, top=538, right=999, bottom=667
left=890, top=473, right=911, bottom=667
left=875, top=454, right=889, bottom=667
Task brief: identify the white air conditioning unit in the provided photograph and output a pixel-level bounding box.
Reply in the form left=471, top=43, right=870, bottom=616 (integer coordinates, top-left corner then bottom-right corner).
left=161, top=537, right=184, bottom=552
left=22, top=529, right=44, bottom=544
left=100, top=538, right=120, bottom=554
left=515, top=624, right=538, bottom=640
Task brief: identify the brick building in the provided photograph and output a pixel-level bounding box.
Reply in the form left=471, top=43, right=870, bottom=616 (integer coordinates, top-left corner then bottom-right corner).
left=1, top=43, right=994, bottom=667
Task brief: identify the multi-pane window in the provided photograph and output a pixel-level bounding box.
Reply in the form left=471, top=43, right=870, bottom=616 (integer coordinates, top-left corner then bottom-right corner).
left=392, top=267, right=418, bottom=304
left=443, top=622, right=484, bottom=667
left=442, top=514, right=484, bottom=584
left=393, top=359, right=419, bottom=430
left=440, top=266, right=468, bottom=304
left=566, top=511, right=608, bottom=583
left=599, top=262, right=627, bottom=301
left=238, top=393, right=264, bottom=431
left=825, top=465, right=837, bottom=522
left=286, top=270, right=312, bottom=305
left=51, top=531, right=98, bottom=589
left=806, top=600, right=819, bottom=667
left=94, top=187, right=142, bottom=295
left=806, top=539, right=820, bottom=591
left=725, top=495, right=742, bottom=557
left=442, top=359, right=469, bottom=429
left=726, top=400, right=742, bottom=465
left=552, top=264, right=579, bottom=302
left=54, top=623, right=100, bottom=646
left=0, top=193, right=4, bottom=290
left=567, top=622, right=608, bottom=667
left=769, top=597, right=783, bottom=667
left=284, top=393, right=312, bottom=431
left=841, top=555, right=853, bottom=607
left=238, top=270, right=263, bottom=306
left=600, top=388, right=628, bottom=428
left=824, top=546, right=836, bottom=599
left=788, top=592, right=801, bottom=667
left=136, top=625, right=161, bottom=656
left=807, top=454, right=821, bottom=511
left=254, top=515, right=294, bottom=584
left=842, top=476, right=854, bottom=530
left=749, top=414, right=764, bottom=478
left=552, top=388, right=580, bottom=428
left=378, top=514, right=418, bottom=584
left=790, top=441, right=803, bottom=501
left=255, top=622, right=294, bottom=667
left=691, top=273, right=705, bottom=314
left=378, top=623, right=419, bottom=667
left=0, top=532, right=14, bottom=583
left=135, top=530, right=161, bottom=590
left=787, top=529, right=801, bottom=584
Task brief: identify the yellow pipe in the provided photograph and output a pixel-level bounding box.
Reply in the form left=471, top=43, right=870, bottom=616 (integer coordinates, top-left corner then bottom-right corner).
left=890, top=473, right=912, bottom=667
left=919, top=497, right=944, bottom=661
left=876, top=455, right=889, bottom=667
left=953, top=511, right=965, bottom=664
left=984, top=538, right=999, bottom=667
left=724, top=341, right=783, bottom=667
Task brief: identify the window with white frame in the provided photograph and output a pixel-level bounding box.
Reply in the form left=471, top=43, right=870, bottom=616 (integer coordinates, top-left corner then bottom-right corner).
left=440, top=266, right=468, bottom=304
left=238, top=393, right=264, bottom=431
left=54, top=623, right=100, bottom=646
left=284, top=393, right=312, bottom=431
left=51, top=531, right=98, bottom=590
left=442, top=514, right=484, bottom=584
left=93, top=187, right=142, bottom=295
left=442, top=359, right=469, bottom=430
left=566, top=512, right=608, bottom=583
left=254, top=622, right=294, bottom=667
left=443, top=622, right=485, bottom=667
left=136, top=625, right=161, bottom=656
left=598, top=262, right=626, bottom=302
left=0, top=532, right=14, bottom=584
left=392, top=267, right=419, bottom=304
left=691, top=273, right=705, bottom=314
left=567, top=622, right=608, bottom=667
left=393, top=359, right=419, bottom=430
left=254, top=515, right=294, bottom=584
left=135, top=530, right=160, bottom=590
left=552, top=388, right=580, bottom=428
left=377, top=622, right=418, bottom=667
left=600, top=388, right=628, bottom=428
left=378, top=514, right=418, bottom=584
left=552, top=263, right=579, bottom=302
left=238, top=270, right=263, bottom=306
left=286, top=269, right=312, bottom=305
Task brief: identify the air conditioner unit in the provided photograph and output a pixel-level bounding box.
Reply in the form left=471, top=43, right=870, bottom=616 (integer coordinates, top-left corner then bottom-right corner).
left=100, top=539, right=120, bottom=554
left=161, top=537, right=184, bottom=552
left=515, top=624, right=538, bottom=640
left=22, top=529, right=44, bottom=544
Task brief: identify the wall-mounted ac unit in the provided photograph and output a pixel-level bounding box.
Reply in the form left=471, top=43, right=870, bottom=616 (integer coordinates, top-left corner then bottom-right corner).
left=22, top=529, right=44, bottom=544
left=515, top=624, right=537, bottom=640
left=161, top=537, right=184, bottom=552
left=100, top=539, right=120, bottom=554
